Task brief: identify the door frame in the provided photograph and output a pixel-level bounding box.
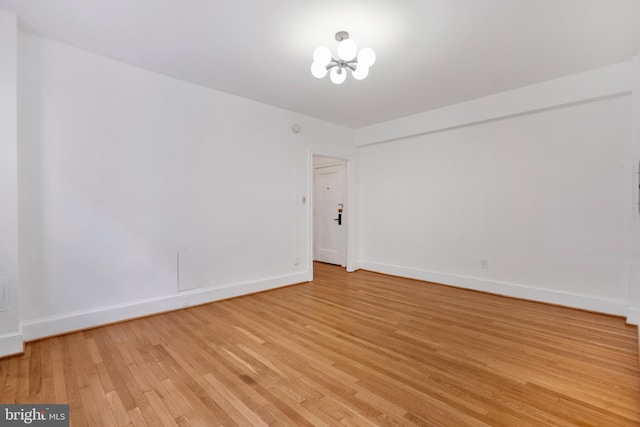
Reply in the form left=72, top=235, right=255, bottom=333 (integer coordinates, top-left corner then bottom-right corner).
left=308, top=150, right=356, bottom=280
left=313, top=158, right=347, bottom=267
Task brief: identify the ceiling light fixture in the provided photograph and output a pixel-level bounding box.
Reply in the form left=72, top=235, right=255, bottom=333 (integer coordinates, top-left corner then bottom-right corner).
left=311, top=31, right=376, bottom=84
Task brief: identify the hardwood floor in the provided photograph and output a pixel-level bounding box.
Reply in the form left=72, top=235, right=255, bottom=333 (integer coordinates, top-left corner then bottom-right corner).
left=1, top=262, right=639, bottom=426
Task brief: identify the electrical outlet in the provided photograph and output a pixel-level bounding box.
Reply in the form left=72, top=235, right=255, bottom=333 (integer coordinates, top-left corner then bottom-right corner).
left=293, top=255, right=300, bottom=265
left=182, top=296, right=191, bottom=308
left=481, top=259, right=489, bottom=269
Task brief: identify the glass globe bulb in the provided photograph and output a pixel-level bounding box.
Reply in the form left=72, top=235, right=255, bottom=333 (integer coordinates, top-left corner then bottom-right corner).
left=352, top=65, right=369, bottom=80
left=311, top=61, right=328, bottom=79
left=337, top=39, right=357, bottom=61
left=329, top=67, right=346, bottom=84
left=357, top=48, right=376, bottom=68
left=313, top=46, right=332, bottom=66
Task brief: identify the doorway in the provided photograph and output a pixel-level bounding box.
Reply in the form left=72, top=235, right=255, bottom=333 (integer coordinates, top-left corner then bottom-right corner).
left=313, top=156, right=347, bottom=268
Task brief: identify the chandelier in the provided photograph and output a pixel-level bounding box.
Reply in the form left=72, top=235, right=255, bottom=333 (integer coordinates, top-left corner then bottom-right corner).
left=311, top=31, right=376, bottom=84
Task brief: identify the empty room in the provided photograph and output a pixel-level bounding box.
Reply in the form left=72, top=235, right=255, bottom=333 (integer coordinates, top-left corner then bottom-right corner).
left=1, top=1, right=639, bottom=425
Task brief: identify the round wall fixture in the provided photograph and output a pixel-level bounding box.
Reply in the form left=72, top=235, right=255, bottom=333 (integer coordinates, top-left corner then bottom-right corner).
left=291, top=124, right=301, bottom=134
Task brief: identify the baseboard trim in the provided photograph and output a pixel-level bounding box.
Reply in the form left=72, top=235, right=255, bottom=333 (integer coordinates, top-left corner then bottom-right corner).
left=0, top=332, right=24, bottom=358
left=359, top=261, right=628, bottom=318
left=627, top=307, right=640, bottom=326
left=21, top=271, right=308, bottom=342
left=348, top=260, right=362, bottom=272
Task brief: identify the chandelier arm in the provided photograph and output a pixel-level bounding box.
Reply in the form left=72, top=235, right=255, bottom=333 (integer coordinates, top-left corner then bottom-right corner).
left=347, top=64, right=356, bottom=71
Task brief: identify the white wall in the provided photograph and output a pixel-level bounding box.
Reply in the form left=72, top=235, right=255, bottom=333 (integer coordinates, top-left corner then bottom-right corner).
left=628, top=55, right=640, bottom=325
left=0, top=10, right=21, bottom=356
left=357, top=64, right=636, bottom=318
left=16, top=32, right=354, bottom=343
left=355, top=62, right=632, bottom=147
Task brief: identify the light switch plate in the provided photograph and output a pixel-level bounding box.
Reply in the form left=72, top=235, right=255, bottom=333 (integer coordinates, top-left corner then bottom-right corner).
left=0, top=277, right=8, bottom=311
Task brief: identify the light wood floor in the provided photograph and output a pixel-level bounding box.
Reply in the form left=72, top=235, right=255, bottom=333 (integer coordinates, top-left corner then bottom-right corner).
left=1, top=263, right=639, bottom=426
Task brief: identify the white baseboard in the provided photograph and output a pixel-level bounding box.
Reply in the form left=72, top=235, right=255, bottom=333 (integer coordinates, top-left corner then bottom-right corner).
left=627, top=307, right=640, bottom=325
left=347, top=260, right=361, bottom=272
left=359, top=261, right=629, bottom=318
left=21, top=271, right=308, bottom=342
left=0, top=332, right=24, bottom=358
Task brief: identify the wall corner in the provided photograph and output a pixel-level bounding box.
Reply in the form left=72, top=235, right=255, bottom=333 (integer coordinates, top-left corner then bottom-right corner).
left=0, top=9, right=21, bottom=358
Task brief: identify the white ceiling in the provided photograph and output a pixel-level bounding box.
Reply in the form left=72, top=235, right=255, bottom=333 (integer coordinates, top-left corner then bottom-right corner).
left=1, top=0, right=639, bottom=128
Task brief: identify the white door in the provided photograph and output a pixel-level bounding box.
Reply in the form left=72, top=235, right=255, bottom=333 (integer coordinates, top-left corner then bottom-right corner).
left=314, top=161, right=346, bottom=266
